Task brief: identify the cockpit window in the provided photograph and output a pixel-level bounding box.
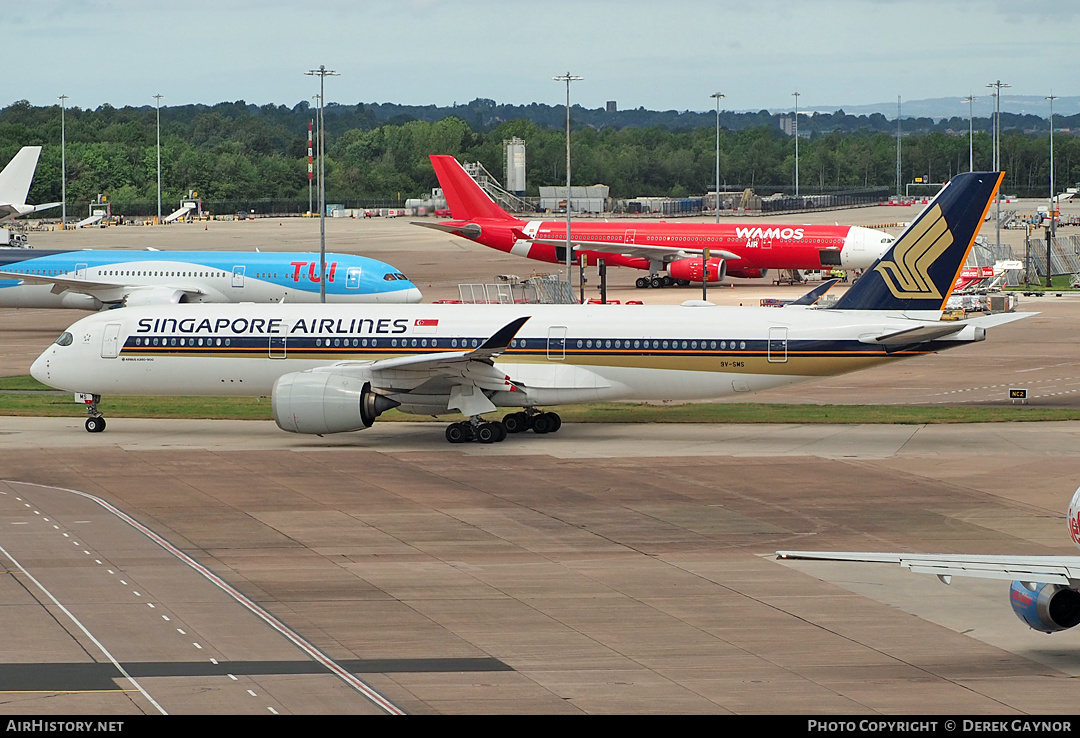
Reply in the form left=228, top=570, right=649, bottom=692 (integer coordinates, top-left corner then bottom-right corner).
left=395, top=273, right=408, bottom=280
left=55, top=332, right=73, bottom=346
left=383, top=273, right=396, bottom=281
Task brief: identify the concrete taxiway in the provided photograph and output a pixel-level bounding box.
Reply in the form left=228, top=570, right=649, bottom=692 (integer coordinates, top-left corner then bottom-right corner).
left=2, top=419, right=1080, bottom=714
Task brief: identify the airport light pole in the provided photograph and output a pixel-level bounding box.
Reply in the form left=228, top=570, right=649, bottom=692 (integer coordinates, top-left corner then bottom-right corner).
left=306, top=66, right=339, bottom=303
left=792, top=91, right=800, bottom=197
left=961, top=95, right=976, bottom=172
left=59, top=94, right=67, bottom=229
left=311, top=94, right=321, bottom=221
left=554, top=72, right=582, bottom=291
left=711, top=92, right=724, bottom=223
left=896, top=96, right=902, bottom=201
left=1047, top=92, right=1057, bottom=239
left=154, top=94, right=163, bottom=224
left=986, top=80, right=1009, bottom=248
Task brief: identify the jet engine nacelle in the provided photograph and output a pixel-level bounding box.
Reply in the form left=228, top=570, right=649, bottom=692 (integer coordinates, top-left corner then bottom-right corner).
left=123, top=288, right=191, bottom=307
left=725, top=267, right=768, bottom=280
left=666, top=257, right=727, bottom=283
left=1009, top=580, right=1080, bottom=633
left=272, top=370, right=400, bottom=435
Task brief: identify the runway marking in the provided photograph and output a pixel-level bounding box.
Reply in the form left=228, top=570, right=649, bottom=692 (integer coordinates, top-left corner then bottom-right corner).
left=0, top=541, right=167, bottom=714
left=3, top=480, right=405, bottom=716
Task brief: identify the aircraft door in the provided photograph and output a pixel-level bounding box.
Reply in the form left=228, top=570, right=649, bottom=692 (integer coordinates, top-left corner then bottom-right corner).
left=547, top=326, right=567, bottom=360
left=232, top=266, right=245, bottom=288
left=269, top=335, right=287, bottom=359
left=768, top=327, right=788, bottom=363
left=75, top=263, right=87, bottom=279
left=624, top=229, right=636, bottom=245
left=346, top=267, right=362, bottom=289
left=101, top=322, right=122, bottom=359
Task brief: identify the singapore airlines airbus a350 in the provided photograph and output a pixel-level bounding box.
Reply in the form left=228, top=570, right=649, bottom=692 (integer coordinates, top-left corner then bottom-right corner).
left=32, top=171, right=1024, bottom=442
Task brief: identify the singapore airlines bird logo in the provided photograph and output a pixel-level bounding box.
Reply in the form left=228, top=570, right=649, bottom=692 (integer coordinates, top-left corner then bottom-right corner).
left=873, top=204, right=953, bottom=299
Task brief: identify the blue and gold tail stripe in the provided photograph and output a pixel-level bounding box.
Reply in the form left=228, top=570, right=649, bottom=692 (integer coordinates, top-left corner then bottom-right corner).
left=833, top=171, right=1004, bottom=312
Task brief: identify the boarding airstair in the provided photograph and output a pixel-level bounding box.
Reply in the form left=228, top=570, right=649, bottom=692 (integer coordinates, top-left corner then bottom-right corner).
left=463, top=161, right=532, bottom=214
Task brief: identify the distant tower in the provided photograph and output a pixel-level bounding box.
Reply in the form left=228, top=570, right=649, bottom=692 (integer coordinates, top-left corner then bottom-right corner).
left=504, top=137, right=526, bottom=196
left=606, top=101, right=617, bottom=113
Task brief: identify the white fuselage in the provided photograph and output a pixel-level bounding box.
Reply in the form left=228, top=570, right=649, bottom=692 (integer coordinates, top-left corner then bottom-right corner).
left=32, top=302, right=986, bottom=412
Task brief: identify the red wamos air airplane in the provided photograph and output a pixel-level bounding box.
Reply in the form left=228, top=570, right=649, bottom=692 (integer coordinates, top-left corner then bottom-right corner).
left=417, top=154, right=895, bottom=288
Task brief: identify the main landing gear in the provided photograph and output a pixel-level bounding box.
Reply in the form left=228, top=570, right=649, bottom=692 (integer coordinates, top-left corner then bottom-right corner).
left=444, top=410, right=563, bottom=444
left=636, top=275, right=691, bottom=289
left=83, top=395, right=106, bottom=433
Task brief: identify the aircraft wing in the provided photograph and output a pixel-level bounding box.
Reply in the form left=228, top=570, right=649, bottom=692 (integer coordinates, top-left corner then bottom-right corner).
left=526, top=237, right=740, bottom=263
left=0, top=270, right=207, bottom=301
left=776, top=550, right=1080, bottom=587
left=328, top=316, right=531, bottom=417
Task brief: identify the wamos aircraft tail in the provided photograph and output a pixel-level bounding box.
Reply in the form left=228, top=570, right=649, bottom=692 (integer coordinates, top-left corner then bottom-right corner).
left=832, top=171, right=1004, bottom=314
left=429, top=155, right=520, bottom=223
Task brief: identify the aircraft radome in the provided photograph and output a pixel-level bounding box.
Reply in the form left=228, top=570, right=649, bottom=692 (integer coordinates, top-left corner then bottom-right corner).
left=32, top=171, right=1025, bottom=442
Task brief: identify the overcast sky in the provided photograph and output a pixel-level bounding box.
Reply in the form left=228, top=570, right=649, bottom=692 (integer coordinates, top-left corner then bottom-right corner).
left=9, top=0, right=1075, bottom=114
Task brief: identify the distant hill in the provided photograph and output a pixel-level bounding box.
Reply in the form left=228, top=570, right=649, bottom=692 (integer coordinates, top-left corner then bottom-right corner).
left=799, top=95, right=1080, bottom=120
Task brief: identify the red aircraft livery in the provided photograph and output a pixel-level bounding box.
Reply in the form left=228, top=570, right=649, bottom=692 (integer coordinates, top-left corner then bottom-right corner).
left=416, top=155, right=895, bottom=288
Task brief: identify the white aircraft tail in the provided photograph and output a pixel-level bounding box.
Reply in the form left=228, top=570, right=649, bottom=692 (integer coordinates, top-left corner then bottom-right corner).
left=0, top=146, right=42, bottom=207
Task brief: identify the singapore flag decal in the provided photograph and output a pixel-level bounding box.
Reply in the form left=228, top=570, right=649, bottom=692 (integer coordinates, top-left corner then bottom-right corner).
left=413, top=318, right=439, bottom=334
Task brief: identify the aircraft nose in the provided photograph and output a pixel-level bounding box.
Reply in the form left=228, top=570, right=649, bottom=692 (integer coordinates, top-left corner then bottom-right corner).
left=401, top=286, right=423, bottom=304
left=30, top=349, right=51, bottom=386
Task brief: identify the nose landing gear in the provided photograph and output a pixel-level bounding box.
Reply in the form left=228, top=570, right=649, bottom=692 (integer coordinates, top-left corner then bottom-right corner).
left=82, top=395, right=106, bottom=433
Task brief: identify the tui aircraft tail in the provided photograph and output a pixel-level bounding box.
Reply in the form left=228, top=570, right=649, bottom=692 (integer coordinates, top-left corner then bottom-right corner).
left=429, top=155, right=519, bottom=223
left=832, top=171, right=1004, bottom=312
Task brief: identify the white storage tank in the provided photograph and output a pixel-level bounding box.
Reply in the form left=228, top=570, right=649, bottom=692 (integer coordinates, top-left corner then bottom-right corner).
left=505, top=137, right=526, bottom=195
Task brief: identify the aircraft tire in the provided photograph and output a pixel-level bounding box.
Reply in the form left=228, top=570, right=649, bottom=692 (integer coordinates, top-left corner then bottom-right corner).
left=532, top=414, right=552, bottom=434
left=503, top=412, right=528, bottom=433
left=664, top=276, right=677, bottom=287
left=544, top=412, right=562, bottom=433
left=650, top=276, right=664, bottom=289
left=635, top=277, right=650, bottom=289
left=85, top=416, right=106, bottom=433
left=445, top=423, right=469, bottom=444
left=477, top=423, right=500, bottom=444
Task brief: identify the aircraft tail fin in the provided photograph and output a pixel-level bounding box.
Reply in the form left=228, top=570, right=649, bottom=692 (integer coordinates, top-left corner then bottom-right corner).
left=430, top=155, right=518, bottom=222
left=832, top=171, right=1004, bottom=312
left=0, top=147, right=42, bottom=207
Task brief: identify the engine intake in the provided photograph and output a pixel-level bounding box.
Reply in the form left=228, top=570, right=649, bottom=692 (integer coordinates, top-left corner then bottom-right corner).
left=272, top=370, right=399, bottom=434
left=1009, top=580, right=1080, bottom=633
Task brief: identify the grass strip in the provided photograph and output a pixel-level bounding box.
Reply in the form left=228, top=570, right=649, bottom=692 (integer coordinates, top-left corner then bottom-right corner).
left=1, top=376, right=1078, bottom=425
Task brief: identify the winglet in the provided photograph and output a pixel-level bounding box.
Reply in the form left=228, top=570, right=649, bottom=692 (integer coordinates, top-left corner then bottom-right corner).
left=788, top=278, right=839, bottom=306
left=471, top=316, right=530, bottom=360
left=831, top=171, right=1004, bottom=312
